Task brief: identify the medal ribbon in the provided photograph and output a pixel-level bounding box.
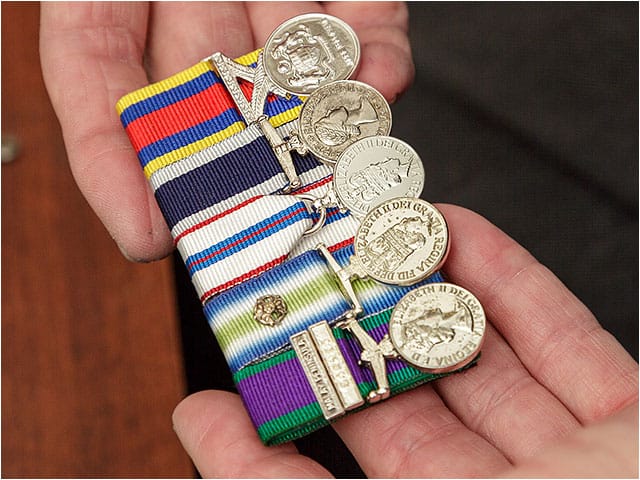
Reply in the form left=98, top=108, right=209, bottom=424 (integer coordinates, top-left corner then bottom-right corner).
left=116, top=51, right=358, bottom=301
left=210, top=243, right=459, bottom=445
left=235, top=293, right=458, bottom=446
left=116, top=49, right=466, bottom=446
left=117, top=51, right=302, bottom=179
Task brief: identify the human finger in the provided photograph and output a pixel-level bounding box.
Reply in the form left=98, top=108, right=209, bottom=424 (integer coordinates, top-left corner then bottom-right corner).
left=433, top=323, right=580, bottom=462
left=245, top=2, right=325, bottom=45
left=325, top=2, right=414, bottom=102
left=501, top=402, right=638, bottom=478
left=172, top=390, right=333, bottom=478
left=40, top=2, right=174, bottom=261
left=332, top=385, right=511, bottom=477
left=439, top=204, right=638, bottom=424
left=246, top=2, right=413, bottom=102
left=145, top=2, right=255, bottom=81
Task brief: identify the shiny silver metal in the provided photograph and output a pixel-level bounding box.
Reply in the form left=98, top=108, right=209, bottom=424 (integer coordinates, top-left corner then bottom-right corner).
left=294, top=136, right=424, bottom=235
left=389, top=283, right=486, bottom=373
left=290, top=329, right=345, bottom=419
left=317, top=243, right=365, bottom=315
left=315, top=244, right=396, bottom=403
left=335, top=311, right=398, bottom=403
left=263, top=13, right=360, bottom=95
left=308, top=321, right=364, bottom=410
left=295, top=193, right=330, bottom=237
left=208, top=51, right=301, bottom=191
left=333, top=136, right=424, bottom=217
left=354, top=197, right=449, bottom=286
left=298, top=80, right=391, bottom=164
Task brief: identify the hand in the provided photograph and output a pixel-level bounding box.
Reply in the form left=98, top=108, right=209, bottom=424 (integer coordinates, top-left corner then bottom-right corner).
left=39, top=2, right=414, bottom=262
left=172, top=204, right=638, bottom=478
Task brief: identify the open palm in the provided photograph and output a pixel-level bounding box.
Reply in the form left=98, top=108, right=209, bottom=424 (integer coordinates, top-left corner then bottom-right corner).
left=173, top=204, right=638, bottom=477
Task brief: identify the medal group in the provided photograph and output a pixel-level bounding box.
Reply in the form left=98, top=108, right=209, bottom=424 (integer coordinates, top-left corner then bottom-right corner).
left=117, top=9, right=490, bottom=442
left=208, top=13, right=488, bottom=414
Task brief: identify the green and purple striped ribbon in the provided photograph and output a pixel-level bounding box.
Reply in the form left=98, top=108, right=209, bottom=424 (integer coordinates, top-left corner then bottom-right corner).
left=234, top=297, right=478, bottom=445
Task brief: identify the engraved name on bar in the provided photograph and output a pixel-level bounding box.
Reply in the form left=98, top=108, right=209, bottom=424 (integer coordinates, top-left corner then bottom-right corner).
left=309, top=321, right=364, bottom=410
left=290, top=330, right=345, bottom=420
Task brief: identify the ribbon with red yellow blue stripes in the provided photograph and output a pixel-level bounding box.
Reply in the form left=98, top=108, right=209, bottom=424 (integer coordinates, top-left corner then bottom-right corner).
left=117, top=51, right=303, bottom=180
left=116, top=51, right=355, bottom=301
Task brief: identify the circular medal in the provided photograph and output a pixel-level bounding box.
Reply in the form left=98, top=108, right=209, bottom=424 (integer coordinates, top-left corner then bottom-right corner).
left=354, top=198, right=449, bottom=285
left=389, top=283, right=486, bottom=373
left=298, top=81, right=392, bottom=164
left=263, top=13, right=360, bottom=96
left=333, top=136, right=423, bottom=217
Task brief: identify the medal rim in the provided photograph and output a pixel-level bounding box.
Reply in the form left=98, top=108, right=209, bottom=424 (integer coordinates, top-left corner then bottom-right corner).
left=388, top=282, right=486, bottom=374
left=263, top=13, right=361, bottom=96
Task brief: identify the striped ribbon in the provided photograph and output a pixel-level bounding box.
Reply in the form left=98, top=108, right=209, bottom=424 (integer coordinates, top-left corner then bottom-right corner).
left=116, top=50, right=358, bottom=301
left=117, top=51, right=303, bottom=179
left=207, top=243, right=439, bottom=373
left=234, top=291, right=473, bottom=446
left=116, top=49, right=468, bottom=446
left=208, top=239, right=471, bottom=445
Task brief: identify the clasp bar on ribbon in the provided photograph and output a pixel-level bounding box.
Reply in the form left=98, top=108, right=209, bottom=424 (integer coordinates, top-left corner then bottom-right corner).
left=207, top=51, right=307, bottom=192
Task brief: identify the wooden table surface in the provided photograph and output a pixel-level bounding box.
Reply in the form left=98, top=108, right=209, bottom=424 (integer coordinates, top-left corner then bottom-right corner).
left=2, top=3, right=194, bottom=477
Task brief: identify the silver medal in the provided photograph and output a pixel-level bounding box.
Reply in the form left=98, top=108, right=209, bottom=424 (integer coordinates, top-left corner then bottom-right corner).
left=298, top=80, right=392, bottom=164
left=296, top=135, right=423, bottom=233
left=263, top=13, right=360, bottom=95
left=315, top=199, right=451, bottom=402
left=389, top=283, right=486, bottom=373
left=354, top=198, right=449, bottom=285
left=333, top=136, right=424, bottom=217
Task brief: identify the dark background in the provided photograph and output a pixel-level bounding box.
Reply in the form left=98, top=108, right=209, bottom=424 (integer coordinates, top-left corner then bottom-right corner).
left=175, top=3, right=638, bottom=477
